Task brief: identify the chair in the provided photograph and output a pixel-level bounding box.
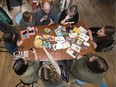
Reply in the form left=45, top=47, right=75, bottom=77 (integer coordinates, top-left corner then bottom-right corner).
left=72, top=79, right=107, bottom=87
left=15, top=79, right=37, bottom=87
left=26, top=0, right=40, bottom=12
left=15, top=13, right=23, bottom=25
left=100, top=81, right=107, bottom=87
left=0, top=38, right=8, bottom=52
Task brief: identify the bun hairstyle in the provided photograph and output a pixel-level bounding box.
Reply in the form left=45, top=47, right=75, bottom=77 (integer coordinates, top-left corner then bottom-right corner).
left=40, top=65, right=60, bottom=83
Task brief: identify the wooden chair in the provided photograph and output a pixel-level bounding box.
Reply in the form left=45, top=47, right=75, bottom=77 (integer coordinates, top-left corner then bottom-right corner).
left=72, top=79, right=107, bottom=87
left=15, top=79, right=37, bottom=87
left=0, top=38, right=8, bottom=52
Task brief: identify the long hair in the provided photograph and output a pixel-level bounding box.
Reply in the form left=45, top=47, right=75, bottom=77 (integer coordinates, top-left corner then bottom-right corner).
left=13, top=58, right=28, bottom=75
left=86, top=56, right=109, bottom=74
left=94, top=26, right=115, bottom=44
left=40, top=65, right=60, bottom=83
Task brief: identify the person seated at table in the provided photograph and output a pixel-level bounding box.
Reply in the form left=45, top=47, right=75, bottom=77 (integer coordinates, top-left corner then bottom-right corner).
left=19, top=11, right=36, bottom=29
left=37, top=1, right=58, bottom=25
left=88, top=26, right=115, bottom=52
left=58, top=5, right=79, bottom=25
left=13, top=48, right=40, bottom=84
left=65, top=53, right=109, bottom=83
left=2, top=31, right=23, bottom=54
left=39, top=46, right=63, bottom=87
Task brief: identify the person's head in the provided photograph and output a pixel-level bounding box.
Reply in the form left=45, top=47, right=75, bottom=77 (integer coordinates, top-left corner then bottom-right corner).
left=67, top=5, right=78, bottom=17
left=13, top=58, right=28, bottom=75
left=40, top=64, right=60, bottom=83
left=86, top=55, right=109, bottom=74
left=97, top=26, right=115, bottom=37
left=42, top=2, right=51, bottom=14
left=22, top=11, right=33, bottom=22
left=3, top=32, right=15, bottom=42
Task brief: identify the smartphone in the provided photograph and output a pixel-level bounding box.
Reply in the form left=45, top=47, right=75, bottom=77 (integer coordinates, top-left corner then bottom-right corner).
left=29, top=30, right=34, bottom=33
left=23, top=31, right=27, bottom=35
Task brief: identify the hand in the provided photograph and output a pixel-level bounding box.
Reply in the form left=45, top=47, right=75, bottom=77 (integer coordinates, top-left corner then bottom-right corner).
left=17, top=40, right=23, bottom=46
left=40, top=16, right=47, bottom=23
left=48, top=18, right=54, bottom=26
left=30, top=48, right=36, bottom=54
left=64, top=15, right=71, bottom=21
left=88, top=30, right=93, bottom=40
left=92, top=41, right=97, bottom=49
left=76, top=55, right=83, bottom=60
left=41, top=46, right=46, bottom=51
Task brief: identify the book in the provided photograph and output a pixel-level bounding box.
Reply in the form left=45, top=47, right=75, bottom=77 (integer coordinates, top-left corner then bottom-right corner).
left=47, top=36, right=55, bottom=41
left=55, top=36, right=65, bottom=43
left=76, top=38, right=84, bottom=46
left=79, top=33, right=90, bottom=41
left=20, top=27, right=35, bottom=40
left=27, top=27, right=35, bottom=35
left=78, top=26, right=88, bottom=34
left=73, top=27, right=81, bottom=35
left=69, top=33, right=77, bottom=38
left=13, top=51, right=29, bottom=58
left=71, top=44, right=81, bottom=52
left=66, top=37, right=75, bottom=44
left=66, top=48, right=77, bottom=58
left=62, top=42, right=71, bottom=49
left=55, top=26, right=63, bottom=36
left=53, top=43, right=63, bottom=50
left=20, top=30, right=30, bottom=40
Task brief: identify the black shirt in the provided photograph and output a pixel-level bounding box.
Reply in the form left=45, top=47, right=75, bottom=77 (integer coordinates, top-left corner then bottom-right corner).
left=89, top=27, right=114, bottom=52
left=58, top=9, right=79, bottom=25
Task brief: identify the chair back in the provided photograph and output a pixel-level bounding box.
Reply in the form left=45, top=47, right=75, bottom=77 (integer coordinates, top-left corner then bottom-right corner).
left=15, top=13, right=23, bottom=25
left=100, top=81, right=107, bottom=87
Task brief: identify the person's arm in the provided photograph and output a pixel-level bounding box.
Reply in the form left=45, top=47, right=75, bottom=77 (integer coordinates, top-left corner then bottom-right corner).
left=42, top=47, right=61, bottom=75
left=88, top=29, right=94, bottom=41
left=58, top=10, right=67, bottom=24
left=37, top=10, right=44, bottom=25
left=60, top=15, right=71, bottom=25
left=4, top=42, right=18, bottom=54
left=73, top=11, right=79, bottom=25
left=30, top=48, right=38, bottom=60
left=50, top=10, right=58, bottom=24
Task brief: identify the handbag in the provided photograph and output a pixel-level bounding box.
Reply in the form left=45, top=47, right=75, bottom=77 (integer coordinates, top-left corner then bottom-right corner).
left=60, top=65, right=69, bottom=83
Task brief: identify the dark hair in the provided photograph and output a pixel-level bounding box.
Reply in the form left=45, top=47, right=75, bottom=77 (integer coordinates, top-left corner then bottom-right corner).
left=41, top=65, right=60, bottom=83
left=94, top=26, right=115, bottom=44
left=86, top=56, right=109, bottom=74
left=13, top=58, right=28, bottom=75
left=3, top=32, right=13, bottom=42
left=68, top=5, right=77, bottom=14
left=23, top=11, right=31, bottom=22
left=104, top=26, right=115, bottom=37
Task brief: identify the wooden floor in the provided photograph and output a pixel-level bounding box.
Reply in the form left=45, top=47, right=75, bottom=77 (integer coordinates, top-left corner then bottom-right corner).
left=0, top=0, right=115, bottom=87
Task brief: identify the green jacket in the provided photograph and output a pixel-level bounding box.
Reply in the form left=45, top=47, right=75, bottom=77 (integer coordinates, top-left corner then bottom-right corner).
left=19, top=13, right=36, bottom=29
left=19, top=60, right=40, bottom=83
left=66, top=54, right=107, bottom=83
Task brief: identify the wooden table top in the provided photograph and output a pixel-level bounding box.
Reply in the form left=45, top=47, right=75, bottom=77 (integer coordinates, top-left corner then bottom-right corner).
left=18, top=21, right=96, bottom=61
